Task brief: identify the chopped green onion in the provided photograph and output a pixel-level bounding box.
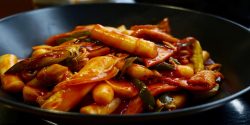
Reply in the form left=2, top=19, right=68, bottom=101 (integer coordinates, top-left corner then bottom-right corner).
left=132, top=78, right=155, bottom=110
left=56, top=31, right=91, bottom=45
left=151, top=62, right=175, bottom=70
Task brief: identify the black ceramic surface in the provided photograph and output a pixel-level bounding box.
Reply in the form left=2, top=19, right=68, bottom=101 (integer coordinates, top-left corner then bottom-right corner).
left=0, top=3, right=249, bottom=124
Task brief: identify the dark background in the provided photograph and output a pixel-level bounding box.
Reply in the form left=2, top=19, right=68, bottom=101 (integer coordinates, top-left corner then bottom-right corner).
left=136, top=0, right=250, bottom=28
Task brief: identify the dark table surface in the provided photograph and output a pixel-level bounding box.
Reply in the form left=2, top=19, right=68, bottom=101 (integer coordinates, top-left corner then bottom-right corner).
left=0, top=1, right=249, bottom=125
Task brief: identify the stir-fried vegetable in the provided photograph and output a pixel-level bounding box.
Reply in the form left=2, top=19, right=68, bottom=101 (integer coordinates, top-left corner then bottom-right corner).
left=0, top=18, right=224, bottom=115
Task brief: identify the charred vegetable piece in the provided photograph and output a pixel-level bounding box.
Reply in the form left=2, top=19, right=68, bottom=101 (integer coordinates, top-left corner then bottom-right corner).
left=6, top=45, right=81, bottom=73
left=151, top=62, right=175, bottom=70
left=132, top=78, right=155, bottom=110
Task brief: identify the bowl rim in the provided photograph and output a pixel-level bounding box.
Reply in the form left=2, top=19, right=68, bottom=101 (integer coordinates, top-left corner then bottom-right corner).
left=0, top=3, right=249, bottom=31
left=0, top=3, right=249, bottom=119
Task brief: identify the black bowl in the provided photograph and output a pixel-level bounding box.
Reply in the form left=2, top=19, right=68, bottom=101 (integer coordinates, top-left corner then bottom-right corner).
left=0, top=3, right=249, bottom=124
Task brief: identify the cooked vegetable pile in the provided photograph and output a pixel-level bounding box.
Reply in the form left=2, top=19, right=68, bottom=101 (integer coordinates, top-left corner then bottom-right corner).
left=0, top=18, right=223, bottom=114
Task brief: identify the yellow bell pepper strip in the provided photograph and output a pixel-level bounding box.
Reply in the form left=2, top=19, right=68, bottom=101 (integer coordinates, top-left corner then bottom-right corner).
left=191, top=39, right=204, bottom=73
